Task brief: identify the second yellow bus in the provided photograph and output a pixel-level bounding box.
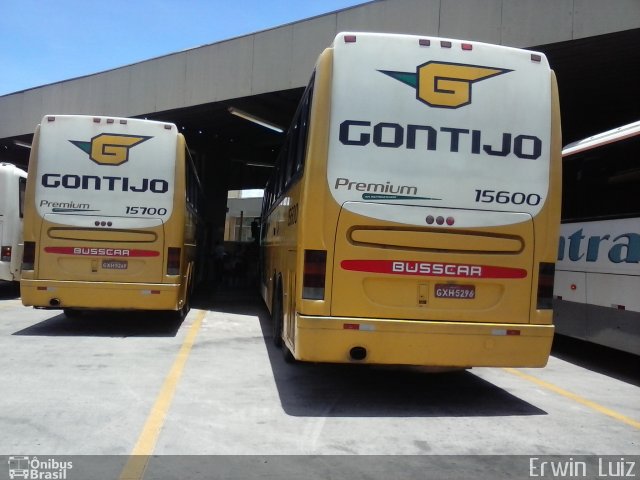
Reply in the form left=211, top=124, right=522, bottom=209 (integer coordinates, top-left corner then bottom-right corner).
left=21, top=115, right=201, bottom=318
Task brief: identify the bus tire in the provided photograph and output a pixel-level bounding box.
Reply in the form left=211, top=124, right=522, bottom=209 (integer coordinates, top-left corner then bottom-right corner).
left=167, top=285, right=190, bottom=321
left=282, top=342, right=295, bottom=363
left=175, top=290, right=191, bottom=320
left=175, top=270, right=194, bottom=320
left=272, top=282, right=283, bottom=348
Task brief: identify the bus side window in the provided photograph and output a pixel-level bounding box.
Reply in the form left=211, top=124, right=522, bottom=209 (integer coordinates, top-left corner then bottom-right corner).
left=562, top=136, right=640, bottom=222
left=294, top=78, right=313, bottom=176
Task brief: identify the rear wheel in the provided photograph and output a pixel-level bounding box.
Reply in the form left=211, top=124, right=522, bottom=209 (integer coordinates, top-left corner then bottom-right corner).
left=271, top=282, right=283, bottom=347
left=282, top=341, right=295, bottom=363
left=175, top=296, right=190, bottom=320
left=168, top=274, right=192, bottom=321
left=272, top=280, right=296, bottom=363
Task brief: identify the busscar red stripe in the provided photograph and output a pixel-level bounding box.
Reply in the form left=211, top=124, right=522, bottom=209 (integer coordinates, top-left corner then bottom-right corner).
left=341, top=259, right=527, bottom=279
left=44, top=247, right=159, bottom=257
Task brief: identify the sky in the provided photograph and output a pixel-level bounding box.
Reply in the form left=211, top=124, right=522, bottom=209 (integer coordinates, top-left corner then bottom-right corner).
left=0, top=0, right=368, bottom=97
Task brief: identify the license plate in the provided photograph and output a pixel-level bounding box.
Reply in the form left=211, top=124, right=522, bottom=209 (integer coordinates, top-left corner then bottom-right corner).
left=435, top=284, right=475, bottom=299
left=102, top=260, right=128, bottom=270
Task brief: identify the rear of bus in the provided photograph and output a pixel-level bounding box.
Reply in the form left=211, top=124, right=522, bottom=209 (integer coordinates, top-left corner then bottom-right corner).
left=0, top=163, right=27, bottom=282
left=295, top=32, right=562, bottom=367
left=21, top=115, right=192, bottom=314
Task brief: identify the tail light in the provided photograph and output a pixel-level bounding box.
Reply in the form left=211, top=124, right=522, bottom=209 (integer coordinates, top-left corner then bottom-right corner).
left=22, top=242, right=35, bottom=270
left=1, top=246, right=11, bottom=262
left=303, top=249, right=327, bottom=300
left=537, top=262, right=555, bottom=309
left=167, top=247, right=181, bottom=275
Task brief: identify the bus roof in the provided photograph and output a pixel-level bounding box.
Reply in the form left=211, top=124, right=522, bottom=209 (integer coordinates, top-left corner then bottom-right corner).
left=562, top=120, right=640, bottom=157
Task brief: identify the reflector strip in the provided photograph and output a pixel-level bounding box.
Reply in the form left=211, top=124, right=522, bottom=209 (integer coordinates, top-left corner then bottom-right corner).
left=492, top=329, right=521, bottom=336
left=44, top=247, right=159, bottom=257
left=343, top=323, right=375, bottom=331
left=341, top=259, right=527, bottom=279
left=344, top=35, right=356, bottom=43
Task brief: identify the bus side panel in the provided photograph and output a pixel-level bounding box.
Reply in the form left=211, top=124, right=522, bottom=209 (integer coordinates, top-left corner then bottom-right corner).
left=554, top=298, right=640, bottom=356
left=528, top=70, right=563, bottom=327
left=262, top=181, right=301, bottom=347
left=554, top=219, right=640, bottom=356
left=295, top=48, right=337, bottom=320
left=20, top=125, right=42, bottom=288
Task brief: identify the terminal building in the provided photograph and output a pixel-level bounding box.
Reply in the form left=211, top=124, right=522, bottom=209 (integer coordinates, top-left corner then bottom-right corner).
left=1, top=0, right=638, bottom=238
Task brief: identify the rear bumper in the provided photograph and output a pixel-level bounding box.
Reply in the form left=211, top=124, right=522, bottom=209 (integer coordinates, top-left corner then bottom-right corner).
left=0, top=263, right=18, bottom=282
left=294, top=314, right=554, bottom=367
left=21, top=279, right=181, bottom=310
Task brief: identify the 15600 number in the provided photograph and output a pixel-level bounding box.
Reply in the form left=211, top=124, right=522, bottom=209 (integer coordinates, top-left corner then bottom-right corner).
left=474, top=189, right=541, bottom=206
left=125, top=206, right=168, bottom=215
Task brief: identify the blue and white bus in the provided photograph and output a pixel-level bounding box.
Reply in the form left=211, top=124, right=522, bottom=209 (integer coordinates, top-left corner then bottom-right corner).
left=554, top=121, right=640, bottom=355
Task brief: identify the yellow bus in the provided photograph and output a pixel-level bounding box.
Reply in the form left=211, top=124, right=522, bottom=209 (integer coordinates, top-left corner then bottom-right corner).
left=21, top=115, right=202, bottom=318
left=260, top=32, right=562, bottom=367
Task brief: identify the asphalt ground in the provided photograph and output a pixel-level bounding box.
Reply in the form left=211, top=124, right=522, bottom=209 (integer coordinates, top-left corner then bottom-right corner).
left=0, top=281, right=638, bottom=479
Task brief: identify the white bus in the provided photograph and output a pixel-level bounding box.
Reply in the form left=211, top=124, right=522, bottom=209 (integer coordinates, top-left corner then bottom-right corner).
left=554, top=120, right=640, bottom=355
left=0, top=163, right=27, bottom=283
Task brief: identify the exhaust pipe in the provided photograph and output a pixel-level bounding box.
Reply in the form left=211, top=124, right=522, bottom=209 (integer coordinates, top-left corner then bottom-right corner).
left=349, top=346, right=367, bottom=361
left=49, top=298, right=60, bottom=307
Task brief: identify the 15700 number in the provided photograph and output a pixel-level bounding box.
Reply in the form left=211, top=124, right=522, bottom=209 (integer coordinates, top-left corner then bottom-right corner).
left=474, top=189, right=541, bottom=206
left=125, top=206, right=167, bottom=215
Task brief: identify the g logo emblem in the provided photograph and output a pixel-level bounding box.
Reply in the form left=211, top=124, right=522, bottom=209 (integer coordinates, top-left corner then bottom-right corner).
left=417, top=62, right=510, bottom=108
left=381, top=61, right=511, bottom=109
left=70, top=134, right=151, bottom=166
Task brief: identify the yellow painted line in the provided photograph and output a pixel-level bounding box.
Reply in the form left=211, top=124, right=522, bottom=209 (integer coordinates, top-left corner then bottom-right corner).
left=119, top=309, right=206, bottom=480
left=504, top=367, right=640, bottom=430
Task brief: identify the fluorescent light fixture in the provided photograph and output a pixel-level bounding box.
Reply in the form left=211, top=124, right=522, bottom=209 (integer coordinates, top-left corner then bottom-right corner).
left=245, top=161, right=274, bottom=168
left=13, top=140, right=32, bottom=149
left=228, top=107, right=284, bottom=133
